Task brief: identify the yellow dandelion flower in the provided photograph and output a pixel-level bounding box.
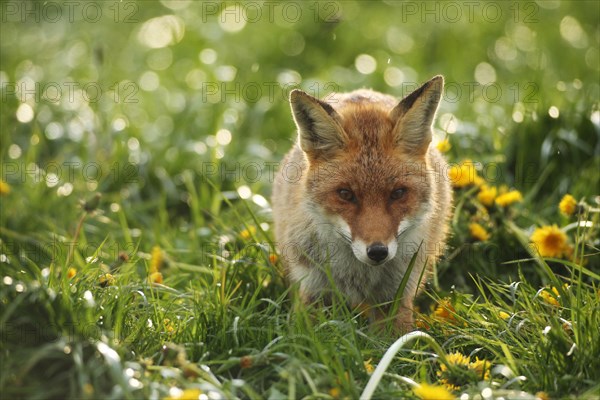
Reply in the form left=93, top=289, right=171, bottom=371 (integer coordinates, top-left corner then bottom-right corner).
left=433, top=299, right=456, bottom=322
left=67, top=267, right=77, bottom=279
left=364, top=358, right=375, bottom=374
left=83, top=383, right=94, bottom=395
left=469, top=222, right=490, bottom=241
left=437, top=352, right=470, bottom=392
left=436, top=139, right=451, bottom=153
left=328, top=387, right=341, bottom=398
left=150, top=246, right=164, bottom=273
left=495, top=190, right=523, bottom=207
left=535, top=391, right=550, bottom=400
left=469, top=357, right=491, bottom=381
left=447, top=161, right=481, bottom=188
left=443, top=352, right=470, bottom=368
left=163, top=318, right=176, bottom=335
left=530, top=225, right=568, bottom=258
left=552, top=284, right=570, bottom=297
left=149, top=271, right=163, bottom=284
left=438, top=379, right=460, bottom=393
left=559, top=194, right=577, bottom=216
left=163, top=388, right=203, bottom=400
left=498, top=311, right=510, bottom=320
left=240, top=226, right=257, bottom=240
left=413, top=383, right=455, bottom=400
left=415, top=318, right=431, bottom=330
left=99, top=273, right=115, bottom=287
left=477, top=185, right=497, bottom=207
left=539, top=287, right=560, bottom=307
left=0, top=180, right=11, bottom=195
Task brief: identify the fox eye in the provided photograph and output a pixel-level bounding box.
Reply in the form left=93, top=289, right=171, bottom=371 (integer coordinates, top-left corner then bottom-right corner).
left=338, top=189, right=356, bottom=203
left=390, top=188, right=407, bottom=200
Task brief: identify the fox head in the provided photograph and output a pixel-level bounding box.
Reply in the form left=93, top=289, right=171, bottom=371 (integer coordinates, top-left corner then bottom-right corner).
left=289, top=76, right=444, bottom=266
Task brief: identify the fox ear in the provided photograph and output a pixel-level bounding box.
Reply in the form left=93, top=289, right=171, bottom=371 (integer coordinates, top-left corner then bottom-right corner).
left=289, top=89, right=346, bottom=158
left=389, top=75, right=444, bottom=155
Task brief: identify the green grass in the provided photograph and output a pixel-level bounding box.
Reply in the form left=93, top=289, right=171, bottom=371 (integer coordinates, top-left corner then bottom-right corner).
left=1, top=1, right=600, bottom=399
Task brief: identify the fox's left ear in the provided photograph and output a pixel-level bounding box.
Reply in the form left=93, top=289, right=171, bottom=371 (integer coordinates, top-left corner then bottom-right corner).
left=389, top=75, right=444, bottom=155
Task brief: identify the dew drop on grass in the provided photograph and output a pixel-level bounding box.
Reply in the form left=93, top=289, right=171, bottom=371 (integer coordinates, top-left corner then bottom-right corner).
left=57, top=183, right=73, bottom=197
left=355, top=54, right=377, bottom=74
left=590, top=110, right=600, bottom=126
left=237, top=185, right=252, bottom=199
left=216, top=129, right=232, bottom=146
left=97, top=342, right=121, bottom=365
left=128, top=378, right=143, bottom=389
left=252, top=194, right=268, bottom=208
left=8, top=144, right=21, bottom=159
left=45, top=122, right=64, bottom=140
left=45, top=173, right=59, bottom=188
left=16, top=103, right=34, bottom=123
left=542, top=326, right=551, bottom=335
left=112, top=118, right=127, bottom=131
left=512, top=111, right=524, bottom=123
left=83, top=290, right=96, bottom=307
left=481, top=387, right=493, bottom=399
left=219, top=5, right=247, bottom=33
left=200, top=48, right=217, bottom=64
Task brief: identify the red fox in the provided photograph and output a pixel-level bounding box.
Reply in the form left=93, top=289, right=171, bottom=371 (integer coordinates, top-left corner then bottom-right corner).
left=271, top=76, right=452, bottom=332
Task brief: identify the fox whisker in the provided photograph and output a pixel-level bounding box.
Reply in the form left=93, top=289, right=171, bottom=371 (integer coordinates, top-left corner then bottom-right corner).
left=395, top=230, right=407, bottom=239
left=335, top=229, right=352, bottom=243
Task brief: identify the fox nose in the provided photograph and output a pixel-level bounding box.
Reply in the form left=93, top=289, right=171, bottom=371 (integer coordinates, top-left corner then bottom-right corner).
left=366, top=242, right=388, bottom=262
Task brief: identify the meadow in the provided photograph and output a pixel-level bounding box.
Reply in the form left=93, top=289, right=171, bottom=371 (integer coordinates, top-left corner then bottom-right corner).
left=1, top=1, right=599, bottom=399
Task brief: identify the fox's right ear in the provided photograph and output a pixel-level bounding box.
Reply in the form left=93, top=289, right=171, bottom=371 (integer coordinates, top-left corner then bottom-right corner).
left=289, top=89, right=346, bottom=158
left=389, top=75, right=444, bottom=156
